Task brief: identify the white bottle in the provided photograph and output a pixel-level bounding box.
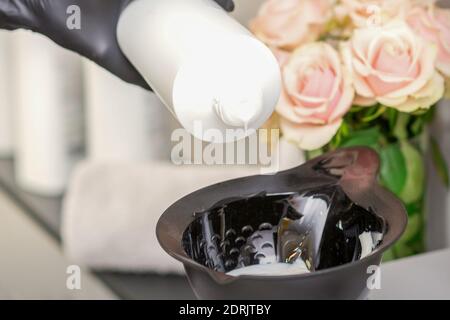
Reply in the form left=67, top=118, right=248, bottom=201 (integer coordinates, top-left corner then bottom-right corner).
left=12, top=31, right=84, bottom=196
left=117, top=0, right=281, bottom=143
left=84, top=60, right=175, bottom=162
left=0, top=31, right=14, bottom=157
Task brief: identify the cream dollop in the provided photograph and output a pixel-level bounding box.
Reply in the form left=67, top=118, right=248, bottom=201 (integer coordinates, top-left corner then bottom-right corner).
left=212, top=83, right=263, bottom=128
left=226, top=260, right=310, bottom=277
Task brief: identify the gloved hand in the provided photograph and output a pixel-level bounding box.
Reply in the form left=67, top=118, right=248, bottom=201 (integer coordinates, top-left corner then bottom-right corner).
left=0, top=0, right=235, bottom=90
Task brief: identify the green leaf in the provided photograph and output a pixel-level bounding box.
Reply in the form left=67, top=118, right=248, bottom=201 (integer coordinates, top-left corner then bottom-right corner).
left=410, top=108, right=436, bottom=137
left=380, top=144, right=407, bottom=195
left=405, top=201, right=423, bottom=215
left=382, top=248, right=396, bottom=262
left=386, top=108, right=398, bottom=131
left=340, top=127, right=381, bottom=148
left=392, top=242, right=415, bottom=258
left=361, top=106, right=386, bottom=122
left=410, top=117, right=425, bottom=137
left=340, top=121, right=350, bottom=137
left=307, top=148, right=325, bottom=160
left=399, top=141, right=425, bottom=204
left=348, top=106, right=365, bottom=113
left=397, top=214, right=421, bottom=245
left=430, top=137, right=450, bottom=188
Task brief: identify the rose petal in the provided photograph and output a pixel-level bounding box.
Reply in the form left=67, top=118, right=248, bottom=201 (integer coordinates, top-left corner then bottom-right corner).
left=280, top=118, right=343, bottom=150
left=394, top=72, right=445, bottom=112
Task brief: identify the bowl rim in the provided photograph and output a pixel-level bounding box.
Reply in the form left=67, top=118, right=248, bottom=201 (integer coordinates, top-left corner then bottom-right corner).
left=156, top=147, right=408, bottom=283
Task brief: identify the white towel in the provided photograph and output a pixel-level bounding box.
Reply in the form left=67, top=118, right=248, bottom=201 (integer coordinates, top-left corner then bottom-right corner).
left=61, top=140, right=304, bottom=274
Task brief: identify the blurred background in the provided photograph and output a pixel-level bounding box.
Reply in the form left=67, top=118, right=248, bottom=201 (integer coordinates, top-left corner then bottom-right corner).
left=0, top=0, right=449, bottom=299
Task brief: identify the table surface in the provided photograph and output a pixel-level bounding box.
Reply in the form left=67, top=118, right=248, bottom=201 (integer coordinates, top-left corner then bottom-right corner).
left=0, top=158, right=448, bottom=300
left=371, top=248, right=450, bottom=300
left=0, top=190, right=116, bottom=299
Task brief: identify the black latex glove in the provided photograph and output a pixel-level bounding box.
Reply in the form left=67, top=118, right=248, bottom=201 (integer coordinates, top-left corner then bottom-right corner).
left=0, top=0, right=235, bottom=90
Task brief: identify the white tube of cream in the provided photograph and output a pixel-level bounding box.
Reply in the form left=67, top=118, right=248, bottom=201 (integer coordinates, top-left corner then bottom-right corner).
left=117, top=0, right=281, bottom=143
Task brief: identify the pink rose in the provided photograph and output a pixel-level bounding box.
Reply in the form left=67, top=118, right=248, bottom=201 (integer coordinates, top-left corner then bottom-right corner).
left=340, top=0, right=409, bottom=28
left=277, top=43, right=354, bottom=150
left=407, top=4, right=450, bottom=78
left=250, top=0, right=332, bottom=50
left=342, top=21, right=445, bottom=112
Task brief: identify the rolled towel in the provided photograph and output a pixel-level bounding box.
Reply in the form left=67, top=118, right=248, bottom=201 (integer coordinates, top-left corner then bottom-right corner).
left=61, top=140, right=304, bottom=274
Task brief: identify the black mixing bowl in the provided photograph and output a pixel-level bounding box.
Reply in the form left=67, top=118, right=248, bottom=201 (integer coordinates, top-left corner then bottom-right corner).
left=157, top=147, right=407, bottom=299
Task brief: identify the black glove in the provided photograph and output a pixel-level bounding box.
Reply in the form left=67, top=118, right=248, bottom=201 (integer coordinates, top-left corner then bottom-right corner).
left=0, top=0, right=235, bottom=90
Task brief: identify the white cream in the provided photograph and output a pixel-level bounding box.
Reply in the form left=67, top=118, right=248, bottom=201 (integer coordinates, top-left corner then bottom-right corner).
left=359, top=231, right=383, bottom=259
left=212, top=80, right=263, bottom=129
left=227, top=260, right=310, bottom=277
